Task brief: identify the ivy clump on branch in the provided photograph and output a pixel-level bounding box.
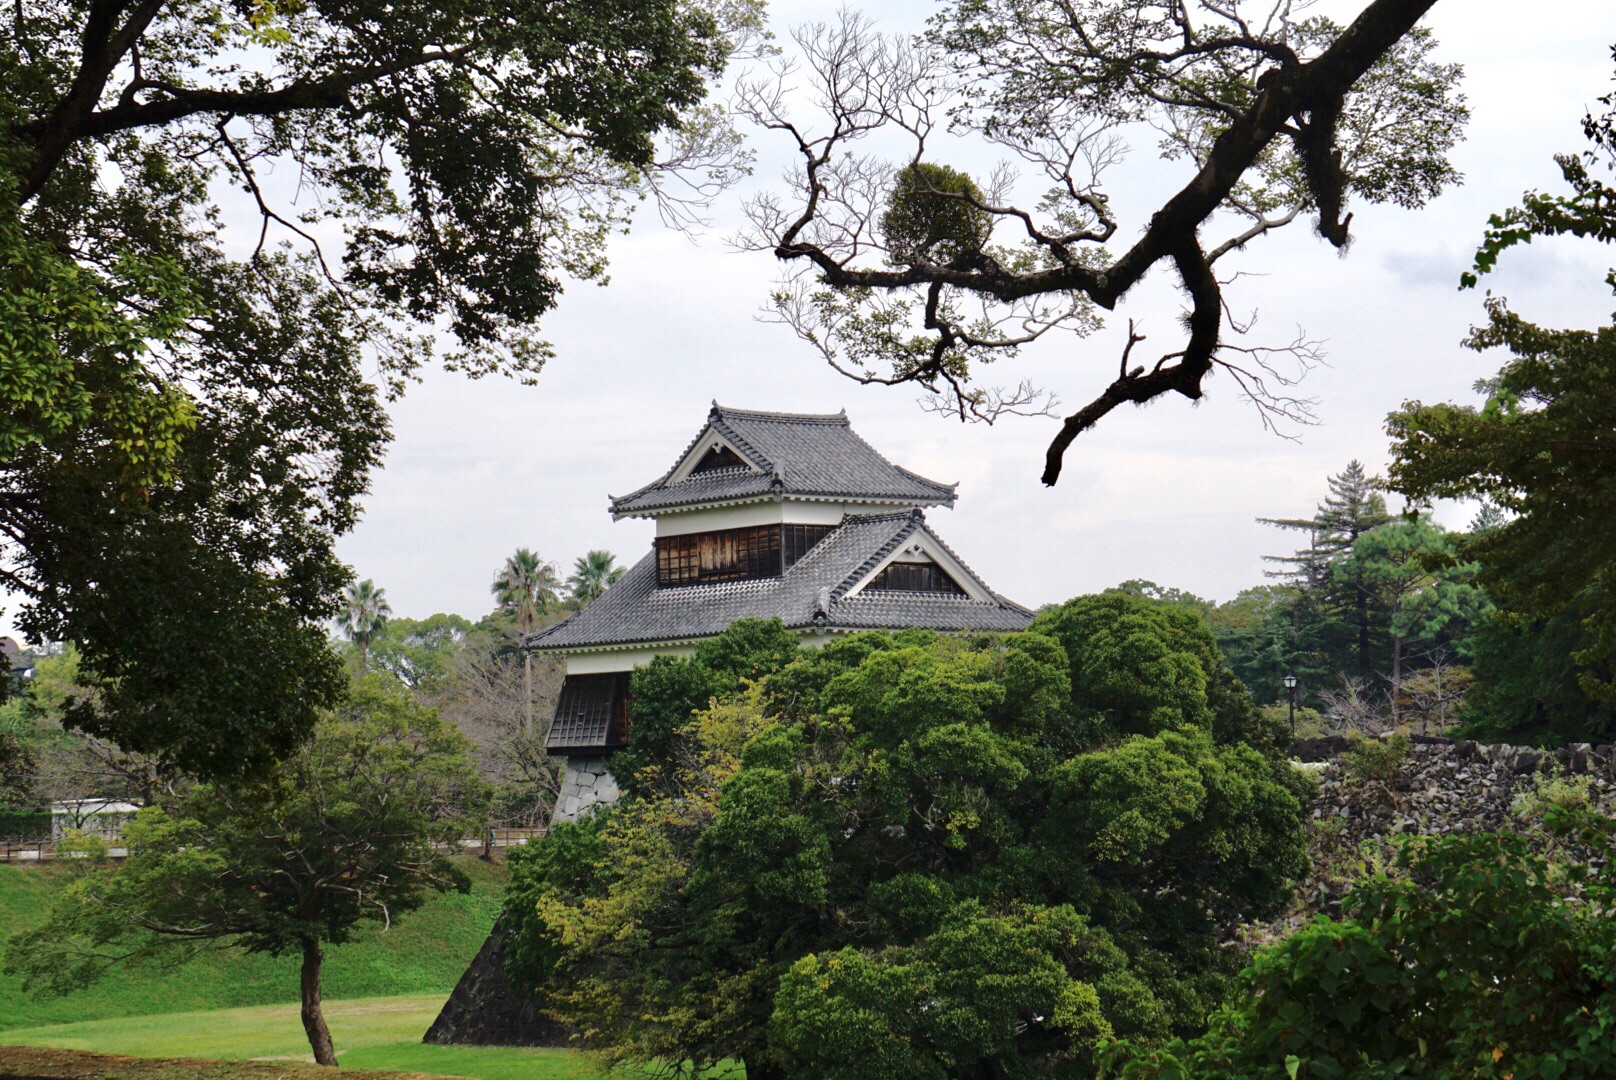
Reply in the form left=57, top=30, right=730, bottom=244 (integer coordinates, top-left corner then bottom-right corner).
left=739, top=0, right=1466, bottom=484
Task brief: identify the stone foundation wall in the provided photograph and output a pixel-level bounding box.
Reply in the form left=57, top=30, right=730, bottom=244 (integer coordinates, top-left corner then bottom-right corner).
left=1306, top=737, right=1616, bottom=834
left=553, top=756, right=621, bottom=824
left=422, top=917, right=574, bottom=1047
left=1254, top=737, right=1616, bottom=942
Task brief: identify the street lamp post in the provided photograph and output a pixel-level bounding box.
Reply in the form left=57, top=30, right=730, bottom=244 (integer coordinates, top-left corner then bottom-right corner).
left=1283, top=674, right=1299, bottom=738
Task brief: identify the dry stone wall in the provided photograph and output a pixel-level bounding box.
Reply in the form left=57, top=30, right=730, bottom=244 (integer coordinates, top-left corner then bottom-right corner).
left=1254, top=736, right=1616, bottom=942
left=422, top=917, right=574, bottom=1047
left=554, top=756, right=621, bottom=824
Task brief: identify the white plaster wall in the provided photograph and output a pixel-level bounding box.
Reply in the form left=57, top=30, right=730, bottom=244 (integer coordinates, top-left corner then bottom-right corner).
left=651, top=499, right=918, bottom=537
left=565, top=645, right=695, bottom=675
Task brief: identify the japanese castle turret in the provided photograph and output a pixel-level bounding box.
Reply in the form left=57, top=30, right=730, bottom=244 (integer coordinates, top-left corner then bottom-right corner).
left=533, top=403, right=1033, bottom=822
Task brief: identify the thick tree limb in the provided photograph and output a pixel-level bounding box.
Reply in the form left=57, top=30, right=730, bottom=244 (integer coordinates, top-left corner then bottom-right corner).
left=10, top=0, right=481, bottom=206
left=771, top=0, right=1443, bottom=485
left=18, top=0, right=166, bottom=201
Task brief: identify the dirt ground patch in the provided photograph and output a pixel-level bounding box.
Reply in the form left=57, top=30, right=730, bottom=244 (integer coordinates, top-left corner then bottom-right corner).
left=0, top=1045, right=458, bottom=1080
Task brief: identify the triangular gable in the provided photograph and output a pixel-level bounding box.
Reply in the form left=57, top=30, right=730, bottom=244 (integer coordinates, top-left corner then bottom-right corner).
left=664, top=424, right=768, bottom=485
left=840, top=526, right=996, bottom=603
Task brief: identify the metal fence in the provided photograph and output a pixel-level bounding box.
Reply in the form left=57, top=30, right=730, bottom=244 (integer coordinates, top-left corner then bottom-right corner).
left=2, top=826, right=549, bottom=863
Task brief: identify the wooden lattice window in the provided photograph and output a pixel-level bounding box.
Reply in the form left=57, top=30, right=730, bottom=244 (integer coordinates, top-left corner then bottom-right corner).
left=783, top=524, right=837, bottom=569
left=547, top=673, right=631, bottom=751
left=657, top=525, right=783, bottom=587
left=689, top=444, right=748, bottom=474
left=865, top=560, right=967, bottom=595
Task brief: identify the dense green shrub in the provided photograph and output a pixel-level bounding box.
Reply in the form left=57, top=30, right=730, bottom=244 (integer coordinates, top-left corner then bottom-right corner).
left=1341, top=734, right=1408, bottom=784
left=1101, top=811, right=1616, bottom=1079
left=506, top=596, right=1311, bottom=1079
left=0, top=811, right=50, bottom=839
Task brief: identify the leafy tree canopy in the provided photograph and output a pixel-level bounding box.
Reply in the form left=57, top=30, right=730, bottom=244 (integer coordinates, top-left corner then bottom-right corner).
left=614, top=617, right=804, bottom=793
left=364, top=612, right=475, bottom=690
left=1102, top=810, right=1616, bottom=1079
left=1389, top=60, right=1616, bottom=698
left=0, top=0, right=755, bottom=776
left=506, top=600, right=1310, bottom=1079
left=1458, top=598, right=1616, bottom=747
left=4, top=676, right=490, bottom=1064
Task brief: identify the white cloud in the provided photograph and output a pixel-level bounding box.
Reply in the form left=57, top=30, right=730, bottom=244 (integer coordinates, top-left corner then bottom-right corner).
left=5, top=1, right=1613, bottom=641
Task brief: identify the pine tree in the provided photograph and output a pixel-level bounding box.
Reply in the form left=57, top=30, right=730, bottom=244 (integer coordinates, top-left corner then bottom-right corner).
left=1259, top=462, right=1395, bottom=681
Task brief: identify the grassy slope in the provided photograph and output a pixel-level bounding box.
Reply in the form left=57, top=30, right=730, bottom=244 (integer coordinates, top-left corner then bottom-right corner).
left=0, top=856, right=505, bottom=1031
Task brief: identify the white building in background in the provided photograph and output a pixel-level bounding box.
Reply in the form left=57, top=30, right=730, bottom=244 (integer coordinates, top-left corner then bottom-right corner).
left=530, top=404, right=1033, bottom=822
left=51, top=798, right=140, bottom=840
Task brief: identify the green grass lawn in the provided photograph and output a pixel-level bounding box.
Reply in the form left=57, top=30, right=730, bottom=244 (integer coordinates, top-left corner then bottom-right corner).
left=0, top=996, right=600, bottom=1080
left=0, top=857, right=505, bottom=1031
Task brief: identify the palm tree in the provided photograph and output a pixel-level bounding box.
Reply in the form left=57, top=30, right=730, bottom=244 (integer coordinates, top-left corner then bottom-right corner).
left=491, top=549, right=560, bottom=731
left=339, top=579, right=391, bottom=672
left=567, top=549, right=624, bottom=606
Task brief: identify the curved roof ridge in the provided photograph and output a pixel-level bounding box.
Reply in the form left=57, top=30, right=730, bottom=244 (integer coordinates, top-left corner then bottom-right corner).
left=611, top=405, right=957, bottom=518
left=713, top=403, right=850, bottom=425
left=892, top=462, right=959, bottom=493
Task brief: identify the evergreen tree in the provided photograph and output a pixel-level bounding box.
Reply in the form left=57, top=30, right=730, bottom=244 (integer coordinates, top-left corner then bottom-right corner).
left=1258, top=462, right=1396, bottom=691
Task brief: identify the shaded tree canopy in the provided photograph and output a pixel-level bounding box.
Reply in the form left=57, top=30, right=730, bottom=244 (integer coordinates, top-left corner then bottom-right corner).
left=1388, top=57, right=1616, bottom=697
left=4, top=676, right=489, bottom=1064
left=0, top=0, right=755, bottom=776
left=741, top=0, right=1466, bottom=482
left=1103, top=810, right=1616, bottom=1078
left=504, top=603, right=1309, bottom=1078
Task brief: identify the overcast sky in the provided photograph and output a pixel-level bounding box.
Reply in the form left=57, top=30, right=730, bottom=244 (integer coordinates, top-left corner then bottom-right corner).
left=6, top=1, right=1615, bottom=643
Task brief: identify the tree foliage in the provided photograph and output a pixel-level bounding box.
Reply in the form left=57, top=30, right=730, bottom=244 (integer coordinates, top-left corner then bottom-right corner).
left=0, top=0, right=752, bottom=776
left=505, top=602, right=1310, bottom=1078
left=1459, top=603, right=1616, bottom=747
left=743, top=1, right=1465, bottom=476
left=4, top=676, right=489, bottom=1064
left=614, top=617, right=804, bottom=793
left=1388, top=56, right=1616, bottom=706
left=338, top=579, right=392, bottom=673
left=1101, top=811, right=1616, bottom=1079
left=1209, top=465, right=1490, bottom=730
left=566, top=550, right=626, bottom=606
left=880, top=162, right=995, bottom=267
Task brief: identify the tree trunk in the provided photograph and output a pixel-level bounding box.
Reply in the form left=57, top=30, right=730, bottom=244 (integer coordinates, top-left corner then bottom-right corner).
left=1356, top=579, right=1370, bottom=678
left=1390, top=635, right=1404, bottom=727
left=523, top=651, right=533, bottom=734
left=300, top=936, right=338, bottom=1066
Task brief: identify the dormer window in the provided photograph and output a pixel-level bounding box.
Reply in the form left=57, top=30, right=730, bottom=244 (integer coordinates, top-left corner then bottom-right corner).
left=689, top=444, right=748, bottom=474
left=864, top=556, right=967, bottom=595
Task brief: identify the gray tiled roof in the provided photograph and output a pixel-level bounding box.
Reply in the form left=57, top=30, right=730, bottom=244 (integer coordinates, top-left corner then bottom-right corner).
left=528, top=510, right=1031, bottom=652
left=610, top=405, right=957, bottom=517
